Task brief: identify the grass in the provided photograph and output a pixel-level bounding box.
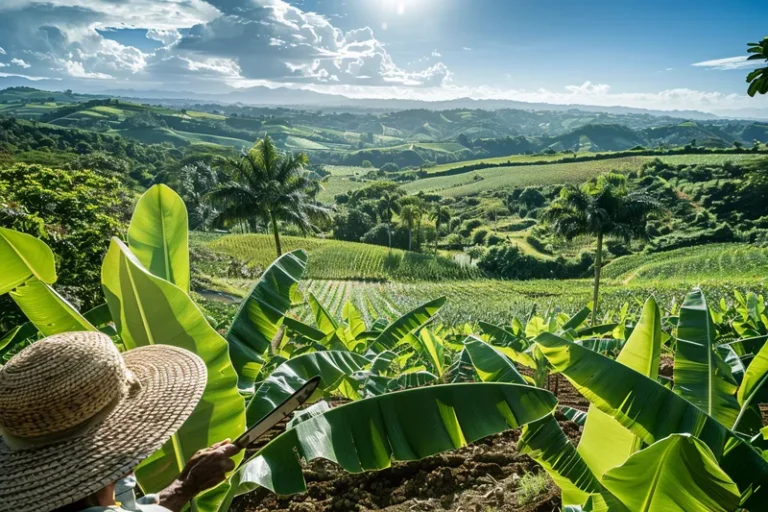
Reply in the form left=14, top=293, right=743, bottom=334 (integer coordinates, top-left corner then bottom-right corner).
left=207, top=234, right=482, bottom=281
left=516, top=472, right=552, bottom=506
left=426, top=153, right=575, bottom=174
left=285, top=136, right=329, bottom=150
left=602, top=243, right=768, bottom=283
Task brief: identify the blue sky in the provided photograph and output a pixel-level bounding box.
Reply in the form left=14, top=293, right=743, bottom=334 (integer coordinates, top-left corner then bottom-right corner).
left=0, top=0, right=766, bottom=114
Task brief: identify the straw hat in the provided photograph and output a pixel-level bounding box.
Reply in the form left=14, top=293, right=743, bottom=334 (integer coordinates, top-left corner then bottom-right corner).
left=0, top=331, right=207, bottom=512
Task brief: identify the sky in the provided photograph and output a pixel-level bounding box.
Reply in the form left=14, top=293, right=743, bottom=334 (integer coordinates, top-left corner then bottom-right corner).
left=0, top=0, right=766, bottom=114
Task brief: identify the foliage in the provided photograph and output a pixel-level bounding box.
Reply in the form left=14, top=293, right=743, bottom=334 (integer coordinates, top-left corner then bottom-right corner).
left=0, top=164, right=129, bottom=331
left=746, top=37, right=768, bottom=96
left=207, top=136, right=330, bottom=257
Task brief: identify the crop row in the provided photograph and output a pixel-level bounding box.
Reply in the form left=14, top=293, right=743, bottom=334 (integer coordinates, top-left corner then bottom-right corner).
left=208, top=234, right=482, bottom=281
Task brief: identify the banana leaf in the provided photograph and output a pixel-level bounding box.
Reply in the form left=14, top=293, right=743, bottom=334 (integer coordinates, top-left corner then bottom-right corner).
left=578, top=297, right=661, bottom=482
left=560, top=406, right=587, bottom=426
left=387, top=370, right=438, bottom=391
left=417, top=329, right=445, bottom=377
left=102, top=238, right=245, bottom=509
left=463, top=336, right=526, bottom=384
left=0, top=322, right=37, bottom=357
left=282, top=316, right=326, bottom=342
left=534, top=332, right=768, bottom=509
left=675, top=288, right=740, bottom=427
left=226, top=250, right=308, bottom=389
left=245, top=350, right=370, bottom=425
left=371, top=297, right=446, bottom=350
left=342, top=301, right=367, bottom=341
left=127, top=184, right=190, bottom=292
left=519, top=414, right=620, bottom=509
left=734, top=333, right=768, bottom=431
left=235, top=383, right=557, bottom=496
left=562, top=306, right=591, bottom=331
left=307, top=292, right=338, bottom=336
left=11, top=277, right=95, bottom=336
left=0, top=227, right=56, bottom=294
left=478, top=321, right=527, bottom=351
left=602, top=434, right=740, bottom=512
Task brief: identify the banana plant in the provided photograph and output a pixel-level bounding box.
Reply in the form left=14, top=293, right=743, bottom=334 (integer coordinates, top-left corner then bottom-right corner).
left=102, top=186, right=246, bottom=511
left=532, top=326, right=768, bottom=510
left=0, top=227, right=95, bottom=342
left=224, top=382, right=558, bottom=504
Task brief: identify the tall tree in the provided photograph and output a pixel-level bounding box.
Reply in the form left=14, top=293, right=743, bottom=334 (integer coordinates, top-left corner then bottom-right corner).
left=544, top=173, right=660, bottom=324
left=747, top=37, right=768, bottom=96
left=208, top=136, right=330, bottom=258
left=429, top=205, right=451, bottom=255
left=399, top=205, right=420, bottom=251
left=377, top=192, right=401, bottom=250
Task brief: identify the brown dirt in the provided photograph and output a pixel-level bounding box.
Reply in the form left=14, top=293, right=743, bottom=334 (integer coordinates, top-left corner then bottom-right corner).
left=233, top=386, right=586, bottom=512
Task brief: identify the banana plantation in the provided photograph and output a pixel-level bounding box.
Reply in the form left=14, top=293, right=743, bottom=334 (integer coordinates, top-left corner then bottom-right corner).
left=2, top=185, right=768, bottom=512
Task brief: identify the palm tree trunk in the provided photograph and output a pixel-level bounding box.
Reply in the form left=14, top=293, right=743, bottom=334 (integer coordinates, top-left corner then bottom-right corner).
left=408, top=227, right=412, bottom=251
left=591, top=231, right=603, bottom=325
left=387, top=221, right=392, bottom=250
left=270, top=212, right=282, bottom=258
left=434, top=221, right=439, bottom=256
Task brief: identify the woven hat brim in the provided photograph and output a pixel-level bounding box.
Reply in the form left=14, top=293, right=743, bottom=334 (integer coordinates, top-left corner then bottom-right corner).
left=0, top=344, right=207, bottom=512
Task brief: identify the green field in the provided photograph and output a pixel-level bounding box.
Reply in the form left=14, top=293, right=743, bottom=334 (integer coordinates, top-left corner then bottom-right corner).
left=403, top=154, right=763, bottom=196
left=207, top=234, right=482, bottom=281
left=602, top=243, right=768, bottom=283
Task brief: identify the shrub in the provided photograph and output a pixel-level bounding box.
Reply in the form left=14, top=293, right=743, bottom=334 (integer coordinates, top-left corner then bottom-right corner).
left=381, top=162, right=400, bottom=173
left=472, top=228, right=489, bottom=245
left=459, top=218, right=484, bottom=237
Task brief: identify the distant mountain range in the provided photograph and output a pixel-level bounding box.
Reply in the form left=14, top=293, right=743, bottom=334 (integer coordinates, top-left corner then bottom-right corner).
left=3, top=74, right=768, bottom=120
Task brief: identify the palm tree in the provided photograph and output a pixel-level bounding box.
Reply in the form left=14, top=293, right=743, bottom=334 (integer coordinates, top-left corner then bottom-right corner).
left=429, top=205, right=451, bottom=255
left=545, top=173, right=660, bottom=324
left=399, top=204, right=420, bottom=251
left=377, top=192, right=401, bottom=250
left=208, top=136, right=331, bottom=258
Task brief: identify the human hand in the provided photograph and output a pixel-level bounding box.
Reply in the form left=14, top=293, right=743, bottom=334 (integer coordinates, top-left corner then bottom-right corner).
left=157, top=440, right=241, bottom=512
left=179, top=439, right=240, bottom=493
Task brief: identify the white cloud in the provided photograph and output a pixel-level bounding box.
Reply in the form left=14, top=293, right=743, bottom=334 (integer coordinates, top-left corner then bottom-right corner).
left=462, top=47, right=471, bottom=51
left=692, top=56, right=758, bottom=70
left=0, top=47, right=5, bottom=55
left=64, top=60, right=112, bottom=79
left=146, top=28, right=181, bottom=46
left=173, top=0, right=449, bottom=87
left=11, top=58, right=31, bottom=68
left=432, top=50, right=441, bottom=58
left=0, top=62, right=6, bottom=68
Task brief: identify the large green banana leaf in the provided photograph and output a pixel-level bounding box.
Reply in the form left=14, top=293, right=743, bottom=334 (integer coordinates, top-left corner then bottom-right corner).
left=535, top=332, right=768, bottom=509
left=11, top=277, right=95, bottom=336
left=127, top=184, right=190, bottom=292
left=245, top=350, right=371, bottom=425
left=371, top=297, right=446, bottom=350
left=102, top=238, right=245, bottom=509
left=736, top=334, right=768, bottom=422
left=519, top=414, right=622, bottom=510
left=463, top=336, right=526, bottom=384
left=235, top=383, right=557, bottom=496
left=602, top=434, right=740, bottom=512
left=675, top=288, right=740, bottom=426
left=578, top=297, right=661, bottom=481
left=226, top=250, right=308, bottom=389
left=0, top=227, right=56, bottom=294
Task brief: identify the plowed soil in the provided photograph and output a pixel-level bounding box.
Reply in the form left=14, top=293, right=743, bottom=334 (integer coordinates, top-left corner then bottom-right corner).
left=233, top=380, right=588, bottom=512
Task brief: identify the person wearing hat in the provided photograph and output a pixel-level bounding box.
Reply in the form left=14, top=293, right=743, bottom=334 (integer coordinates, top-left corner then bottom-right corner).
left=0, top=332, right=242, bottom=512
